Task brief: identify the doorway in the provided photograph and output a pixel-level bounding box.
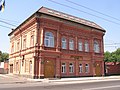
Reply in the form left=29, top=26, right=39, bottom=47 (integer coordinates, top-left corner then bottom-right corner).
left=44, top=60, right=55, bottom=78
left=10, top=64, right=13, bottom=73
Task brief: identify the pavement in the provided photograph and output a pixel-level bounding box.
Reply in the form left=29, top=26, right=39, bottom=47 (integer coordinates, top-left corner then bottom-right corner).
left=0, top=74, right=120, bottom=84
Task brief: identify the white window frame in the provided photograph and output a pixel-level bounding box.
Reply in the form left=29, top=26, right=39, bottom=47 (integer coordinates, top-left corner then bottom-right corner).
left=78, top=40, right=83, bottom=51
left=69, top=39, right=74, bottom=50
left=62, top=37, right=67, bottom=49
left=94, top=41, right=100, bottom=53
left=85, top=64, right=89, bottom=73
left=85, top=41, right=89, bottom=52
left=69, top=63, right=74, bottom=73
left=61, top=63, right=66, bottom=73
left=44, top=32, right=54, bottom=47
left=79, top=64, right=83, bottom=73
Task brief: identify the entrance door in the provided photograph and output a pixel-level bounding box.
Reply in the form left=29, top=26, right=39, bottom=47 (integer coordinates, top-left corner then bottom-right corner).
left=95, top=63, right=101, bottom=76
left=44, top=60, right=55, bottom=78
left=10, top=64, right=13, bottom=73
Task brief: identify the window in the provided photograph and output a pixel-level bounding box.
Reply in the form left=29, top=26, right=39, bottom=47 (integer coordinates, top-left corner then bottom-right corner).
left=94, top=41, right=100, bottom=53
left=17, top=41, right=20, bottom=51
left=30, top=35, right=34, bottom=46
left=61, top=63, right=66, bottom=73
left=85, top=64, right=89, bottom=73
left=62, top=37, right=67, bottom=49
left=23, top=38, right=26, bottom=49
left=11, top=43, right=14, bottom=53
left=44, top=32, right=54, bottom=47
left=78, top=41, right=83, bottom=51
left=69, top=39, right=74, bottom=50
left=69, top=63, right=74, bottom=73
left=79, top=64, right=83, bottom=73
left=30, top=61, right=32, bottom=74
left=85, top=41, right=89, bottom=52
left=16, top=62, right=19, bottom=73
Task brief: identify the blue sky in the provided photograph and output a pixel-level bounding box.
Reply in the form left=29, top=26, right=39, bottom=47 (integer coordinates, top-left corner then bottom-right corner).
left=0, top=0, right=120, bottom=53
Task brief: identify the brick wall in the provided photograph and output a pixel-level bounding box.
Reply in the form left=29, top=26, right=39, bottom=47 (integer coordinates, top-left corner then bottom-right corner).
left=106, top=62, right=120, bottom=75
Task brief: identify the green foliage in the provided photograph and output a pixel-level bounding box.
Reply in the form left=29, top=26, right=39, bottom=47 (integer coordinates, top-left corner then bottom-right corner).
left=104, top=48, right=120, bottom=62
left=0, top=51, right=9, bottom=62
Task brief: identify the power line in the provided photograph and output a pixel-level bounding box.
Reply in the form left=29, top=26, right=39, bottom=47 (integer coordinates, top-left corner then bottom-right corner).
left=47, top=0, right=120, bottom=26
left=0, top=20, right=16, bottom=27
left=65, top=0, right=120, bottom=22
left=105, top=43, right=120, bottom=45
left=0, top=24, right=13, bottom=29
left=0, top=18, right=20, bottom=23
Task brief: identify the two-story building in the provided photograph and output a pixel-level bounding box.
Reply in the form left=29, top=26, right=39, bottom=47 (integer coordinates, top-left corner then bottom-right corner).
left=8, top=7, right=106, bottom=78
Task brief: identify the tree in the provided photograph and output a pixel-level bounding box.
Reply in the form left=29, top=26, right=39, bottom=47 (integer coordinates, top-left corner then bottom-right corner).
left=104, top=48, right=120, bottom=62
left=104, top=51, right=111, bottom=62
left=0, top=51, right=9, bottom=62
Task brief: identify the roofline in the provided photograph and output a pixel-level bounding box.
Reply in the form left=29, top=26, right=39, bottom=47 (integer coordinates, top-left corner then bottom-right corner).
left=8, top=6, right=106, bottom=36
left=39, top=11, right=106, bottom=32
left=39, top=6, right=106, bottom=32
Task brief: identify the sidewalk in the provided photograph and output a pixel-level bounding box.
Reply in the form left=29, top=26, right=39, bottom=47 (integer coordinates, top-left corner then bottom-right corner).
left=0, top=74, right=120, bottom=84
left=0, top=74, right=28, bottom=84
left=28, top=75, right=120, bottom=83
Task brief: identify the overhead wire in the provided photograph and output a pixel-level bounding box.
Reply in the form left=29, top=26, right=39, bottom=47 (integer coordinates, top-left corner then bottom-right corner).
left=0, top=19, right=17, bottom=29
left=0, top=20, right=16, bottom=27
left=65, top=0, right=120, bottom=22
left=0, top=24, right=12, bottom=29
left=47, top=0, right=120, bottom=26
left=0, top=18, right=20, bottom=23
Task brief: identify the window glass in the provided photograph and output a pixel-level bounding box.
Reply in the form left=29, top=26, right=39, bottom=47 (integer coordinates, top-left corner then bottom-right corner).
left=62, top=63, right=66, bottom=73
left=85, top=41, right=89, bottom=52
left=62, top=38, right=67, bottom=49
left=78, top=41, right=83, bottom=51
left=69, top=63, right=74, bottom=73
left=79, top=64, right=82, bottom=73
left=85, top=64, right=89, bottom=73
left=44, top=32, right=54, bottom=47
left=69, top=39, right=74, bottom=50
left=94, top=41, right=100, bottom=53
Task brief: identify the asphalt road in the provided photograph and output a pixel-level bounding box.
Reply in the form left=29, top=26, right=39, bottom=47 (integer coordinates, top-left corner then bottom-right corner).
left=0, top=80, right=120, bottom=90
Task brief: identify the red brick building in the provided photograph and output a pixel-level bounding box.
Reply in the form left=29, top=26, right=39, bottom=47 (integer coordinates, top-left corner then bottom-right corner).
left=8, top=7, right=106, bottom=78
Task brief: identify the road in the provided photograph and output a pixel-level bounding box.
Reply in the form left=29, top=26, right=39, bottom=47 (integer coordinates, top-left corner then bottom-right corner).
left=0, top=80, right=120, bottom=90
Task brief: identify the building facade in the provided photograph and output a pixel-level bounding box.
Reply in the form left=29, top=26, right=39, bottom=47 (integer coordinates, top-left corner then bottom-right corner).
left=8, top=7, right=106, bottom=78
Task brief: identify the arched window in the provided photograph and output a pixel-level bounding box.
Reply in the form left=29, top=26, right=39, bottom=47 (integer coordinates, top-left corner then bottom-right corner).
left=62, top=37, right=67, bottom=49
left=44, top=32, right=54, bottom=47
left=85, top=64, right=89, bottom=73
left=85, top=41, right=89, bottom=52
left=94, top=41, right=100, bottom=53
left=79, top=64, right=83, bottom=73
left=61, top=63, right=66, bottom=73
left=69, top=63, right=74, bottom=73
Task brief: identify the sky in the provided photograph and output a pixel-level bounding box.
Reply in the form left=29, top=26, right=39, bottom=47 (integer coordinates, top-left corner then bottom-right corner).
left=0, top=0, right=120, bottom=53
